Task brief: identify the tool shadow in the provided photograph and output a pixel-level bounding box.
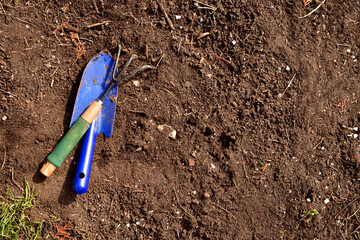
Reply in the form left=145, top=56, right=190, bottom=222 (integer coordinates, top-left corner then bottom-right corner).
left=32, top=66, right=86, bottom=205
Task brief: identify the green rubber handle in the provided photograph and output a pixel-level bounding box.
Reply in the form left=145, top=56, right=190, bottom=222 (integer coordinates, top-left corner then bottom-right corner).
left=47, top=117, right=90, bottom=168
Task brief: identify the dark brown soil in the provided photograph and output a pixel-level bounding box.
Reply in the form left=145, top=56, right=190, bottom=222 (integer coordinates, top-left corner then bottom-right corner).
left=0, top=0, right=359, bottom=239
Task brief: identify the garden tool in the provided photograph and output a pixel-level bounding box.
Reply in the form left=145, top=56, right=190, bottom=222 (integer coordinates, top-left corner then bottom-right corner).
left=70, top=52, right=118, bottom=194
left=40, top=45, right=155, bottom=178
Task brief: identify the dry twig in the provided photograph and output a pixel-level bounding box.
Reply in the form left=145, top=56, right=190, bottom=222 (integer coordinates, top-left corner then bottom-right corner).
left=86, top=21, right=111, bottom=29
left=11, top=167, right=24, bottom=192
left=173, top=187, right=196, bottom=218
left=156, top=53, right=165, bottom=68
left=299, top=0, right=326, bottom=19
left=214, top=203, right=237, bottom=220
left=92, top=0, right=99, bottom=13
left=323, top=196, right=360, bottom=233
left=1, top=146, right=6, bottom=169
left=157, top=0, right=175, bottom=30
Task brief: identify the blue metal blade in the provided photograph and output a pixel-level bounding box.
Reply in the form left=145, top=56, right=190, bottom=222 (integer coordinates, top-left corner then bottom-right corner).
left=70, top=52, right=118, bottom=138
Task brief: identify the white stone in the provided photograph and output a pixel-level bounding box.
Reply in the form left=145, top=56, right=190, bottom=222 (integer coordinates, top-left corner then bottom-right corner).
left=168, top=130, right=177, bottom=139
left=133, top=80, right=140, bottom=87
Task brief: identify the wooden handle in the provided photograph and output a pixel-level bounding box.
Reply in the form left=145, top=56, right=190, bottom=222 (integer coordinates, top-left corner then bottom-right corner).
left=40, top=161, right=57, bottom=177
left=81, top=100, right=103, bottom=123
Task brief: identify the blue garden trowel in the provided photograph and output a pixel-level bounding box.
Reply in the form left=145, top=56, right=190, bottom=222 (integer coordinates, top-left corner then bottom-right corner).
left=70, top=52, right=118, bottom=194
left=39, top=45, right=154, bottom=193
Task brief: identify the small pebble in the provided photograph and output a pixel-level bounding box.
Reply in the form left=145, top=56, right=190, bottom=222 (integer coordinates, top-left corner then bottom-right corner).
left=136, top=221, right=140, bottom=225
left=188, top=159, right=195, bottom=167
left=168, top=130, right=177, bottom=139
left=157, top=125, right=165, bottom=132
left=133, top=80, right=140, bottom=87
left=286, top=66, right=290, bottom=71
left=354, top=127, right=358, bottom=131
left=324, top=198, right=330, bottom=204
left=2, top=116, right=7, bottom=121
left=232, top=40, right=236, bottom=45
left=306, top=198, right=311, bottom=203
left=346, top=49, right=351, bottom=53
left=354, top=134, right=358, bottom=139
left=210, top=163, right=215, bottom=169
left=126, top=223, right=130, bottom=228
left=175, top=15, right=181, bottom=20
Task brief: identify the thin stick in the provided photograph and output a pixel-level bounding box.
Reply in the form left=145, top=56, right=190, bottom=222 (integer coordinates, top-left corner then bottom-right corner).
left=299, top=0, right=326, bottom=19
left=0, top=88, right=18, bottom=98
left=11, top=167, right=24, bottom=192
left=0, top=2, right=6, bottom=14
left=313, top=137, right=324, bottom=150
left=50, top=67, right=59, bottom=87
left=279, top=73, right=296, bottom=97
left=214, top=203, right=237, bottom=220
left=177, top=38, right=182, bottom=53
left=86, top=21, right=111, bottom=29
left=92, top=0, right=99, bottom=13
left=1, top=146, right=6, bottom=169
left=0, top=12, right=36, bottom=27
left=173, top=187, right=196, bottom=218
left=24, top=37, right=30, bottom=48
left=243, top=162, right=248, bottom=178
left=322, top=196, right=360, bottom=232
left=158, top=0, right=175, bottom=30
left=156, top=53, right=165, bottom=68
left=193, top=0, right=215, bottom=10
left=33, top=71, right=41, bottom=100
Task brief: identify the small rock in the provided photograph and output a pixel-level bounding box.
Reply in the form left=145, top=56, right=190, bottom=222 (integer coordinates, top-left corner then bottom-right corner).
left=188, top=159, right=195, bottom=167
left=133, top=80, right=140, bottom=87
left=2, top=116, right=7, bottom=121
left=231, top=40, right=236, bottom=45
left=157, top=125, right=165, bottom=132
left=191, top=150, right=197, bottom=158
left=204, top=192, right=211, bottom=198
left=36, top=134, right=46, bottom=142
left=175, top=15, right=181, bottom=20
left=324, top=198, right=330, bottom=204
left=210, top=163, right=216, bottom=169
left=286, top=66, right=290, bottom=71
left=168, top=130, right=177, bottom=139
